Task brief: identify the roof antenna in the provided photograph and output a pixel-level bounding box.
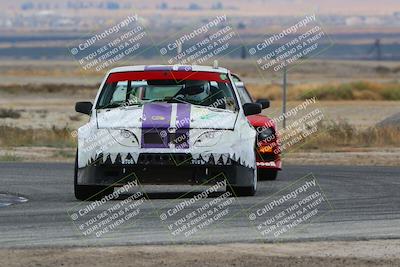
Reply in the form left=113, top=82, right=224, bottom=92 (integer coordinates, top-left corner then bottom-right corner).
left=177, top=43, right=182, bottom=55
left=213, top=60, right=218, bottom=69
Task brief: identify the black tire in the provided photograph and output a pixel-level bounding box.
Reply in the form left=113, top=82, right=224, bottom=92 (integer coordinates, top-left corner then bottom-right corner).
left=258, top=169, right=278, bottom=181
left=228, top=186, right=256, bottom=197
left=228, top=165, right=257, bottom=197
left=74, top=150, right=113, bottom=201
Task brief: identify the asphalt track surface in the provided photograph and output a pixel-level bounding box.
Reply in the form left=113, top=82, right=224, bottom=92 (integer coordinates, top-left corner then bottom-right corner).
left=0, top=162, right=399, bottom=248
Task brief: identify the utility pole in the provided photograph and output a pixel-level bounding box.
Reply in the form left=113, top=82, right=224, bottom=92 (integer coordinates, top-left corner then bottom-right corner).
left=241, top=46, right=246, bottom=59
left=282, top=61, right=287, bottom=129
left=375, top=39, right=382, bottom=61
left=367, top=39, right=382, bottom=61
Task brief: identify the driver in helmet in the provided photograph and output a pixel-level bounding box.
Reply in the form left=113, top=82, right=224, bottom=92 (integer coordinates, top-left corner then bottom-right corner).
left=175, top=80, right=211, bottom=103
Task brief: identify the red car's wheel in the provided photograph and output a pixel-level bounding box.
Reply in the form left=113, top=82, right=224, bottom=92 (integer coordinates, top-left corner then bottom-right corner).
left=257, top=169, right=278, bottom=181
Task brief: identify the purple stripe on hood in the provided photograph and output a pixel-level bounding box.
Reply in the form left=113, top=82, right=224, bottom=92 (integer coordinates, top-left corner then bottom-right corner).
left=142, top=103, right=172, bottom=128
left=175, top=103, right=191, bottom=149
left=141, top=103, right=172, bottom=148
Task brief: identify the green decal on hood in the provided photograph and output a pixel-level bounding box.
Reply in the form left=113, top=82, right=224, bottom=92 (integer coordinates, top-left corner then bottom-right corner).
left=200, top=113, right=219, bottom=120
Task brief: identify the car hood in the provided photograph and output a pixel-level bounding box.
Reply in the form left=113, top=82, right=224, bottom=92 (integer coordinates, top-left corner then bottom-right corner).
left=96, top=103, right=238, bottom=130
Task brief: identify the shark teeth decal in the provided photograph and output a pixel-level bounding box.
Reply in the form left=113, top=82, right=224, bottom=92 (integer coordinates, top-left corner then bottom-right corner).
left=97, top=153, right=104, bottom=164
left=125, top=153, right=133, bottom=164
left=110, top=154, right=117, bottom=164
left=104, top=154, right=112, bottom=164
left=202, top=154, right=211, bottom=163
left=84, top=151, right=251, bottom=167
left=121, top=153, right=127, bottom=164
left=105, top=152, right=140, bottom=164
left=217, top=155, right=224, bottom=165
left=115, top=154, right=122, bottom=164
left=131, top=153, right=139, bottom=164
left=208, top=154, right=215, bottom=165
left=222, top=154, right=229, bottom=165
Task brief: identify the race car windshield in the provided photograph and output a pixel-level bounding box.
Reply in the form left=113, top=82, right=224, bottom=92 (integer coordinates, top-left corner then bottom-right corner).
left=96, top=71, right=238, bottom=111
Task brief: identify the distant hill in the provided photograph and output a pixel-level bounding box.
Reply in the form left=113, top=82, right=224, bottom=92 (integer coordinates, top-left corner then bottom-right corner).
left=4, top=0, right=400, bottom=16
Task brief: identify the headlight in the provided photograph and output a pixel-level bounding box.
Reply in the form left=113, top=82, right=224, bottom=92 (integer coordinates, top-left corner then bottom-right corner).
left=194, top=131, right=223, bottom=147
left=108, top=129, right=139, bottom=147
left=257, top=127, right=275, bottom=143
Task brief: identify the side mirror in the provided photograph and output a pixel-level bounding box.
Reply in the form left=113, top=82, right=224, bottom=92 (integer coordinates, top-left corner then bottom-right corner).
left=75, top=102, right=93, bottom=115
left=256, top=99, right=270, bottom=109
left=243, top=103, right=262, bottom=116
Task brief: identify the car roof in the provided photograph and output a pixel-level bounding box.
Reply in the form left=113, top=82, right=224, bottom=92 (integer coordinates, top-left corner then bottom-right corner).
left=108, top=65, right=229, bottom=74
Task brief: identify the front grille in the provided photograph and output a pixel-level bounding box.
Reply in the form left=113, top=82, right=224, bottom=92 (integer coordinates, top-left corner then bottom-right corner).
left=143, top=132, right=165, bottom=144
left=142, top=129, right=169, bottom=148
left=138, top=153, right=192, bottom=165
left=169, top=130, right=189, bottom=149
left=142, top=128, right=189, bottom=149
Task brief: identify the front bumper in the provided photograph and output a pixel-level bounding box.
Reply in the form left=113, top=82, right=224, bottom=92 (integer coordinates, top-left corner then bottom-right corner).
left=256, top=152, right=282, bottom=170
left=77, top=152, right=255, bottom=187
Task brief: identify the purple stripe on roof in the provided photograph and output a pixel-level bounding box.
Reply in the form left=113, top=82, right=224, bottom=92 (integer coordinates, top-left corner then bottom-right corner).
left=178, top=66, right=192, bottom=71
left=144, top=66, right=192, bottom=71
left=144, top=66, right=173, bottom=71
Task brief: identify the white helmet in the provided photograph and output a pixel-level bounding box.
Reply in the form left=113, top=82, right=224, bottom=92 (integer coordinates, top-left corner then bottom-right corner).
left=184, top=80, right=210, bottom=102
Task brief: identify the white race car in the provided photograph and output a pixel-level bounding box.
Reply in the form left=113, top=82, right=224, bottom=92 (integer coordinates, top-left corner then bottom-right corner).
left=74, top=65, right=262, bottom=200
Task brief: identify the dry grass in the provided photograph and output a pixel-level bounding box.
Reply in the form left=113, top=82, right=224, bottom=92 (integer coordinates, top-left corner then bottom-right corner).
left=300, top=81, right=400, bottom=101
left=0, top=108, right=22, bottom=119
left=0, top=153, right=22, bottom=162
left=69, top=114, right=82, bottom=121
left=247, top=81, right=400, bottom=101
left=0, top=121, right=397, bottom=152
left=0, top=83, right=99, bottom=94
left=300, top=120, right=400, bottom=150
left=0, top=126, right=76, bottom=148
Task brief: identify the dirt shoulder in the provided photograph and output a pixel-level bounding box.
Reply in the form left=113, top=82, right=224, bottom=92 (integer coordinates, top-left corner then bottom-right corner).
left=2, top=240, right=400, bottom=267
left=283, top=148, right=400, bottom=166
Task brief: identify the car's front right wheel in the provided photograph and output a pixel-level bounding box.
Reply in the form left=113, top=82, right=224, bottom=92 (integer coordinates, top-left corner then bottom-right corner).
left=228, top=167, right=257, bottom=197
left=74, top=150, right=113, bottom=201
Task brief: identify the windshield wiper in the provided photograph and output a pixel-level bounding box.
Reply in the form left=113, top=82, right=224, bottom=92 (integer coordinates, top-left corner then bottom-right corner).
left=98, top=103, right=123, bottom=109
left=169, top=97, right=190, bottom=104
left=145, top=97, right=190, bottom=104
left=147, top=98, right=165, bottom=103
left=99, top=101, right=142, bottom=109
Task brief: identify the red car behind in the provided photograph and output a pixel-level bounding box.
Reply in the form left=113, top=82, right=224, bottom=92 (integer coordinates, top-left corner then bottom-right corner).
left=232, top=74, right=282, bottom=180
